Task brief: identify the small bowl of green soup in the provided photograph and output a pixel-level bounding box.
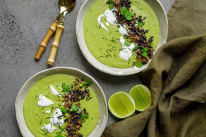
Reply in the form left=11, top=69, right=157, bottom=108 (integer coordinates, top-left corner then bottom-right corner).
left=76, top=0, right=168, bottom=76
left=15, top=67, right=108, bottom=137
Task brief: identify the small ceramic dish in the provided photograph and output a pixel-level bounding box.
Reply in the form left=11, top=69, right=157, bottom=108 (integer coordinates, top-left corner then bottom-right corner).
left=15, top=67, right=108, bottom=137
left=76, top=0, right=168, bottom=76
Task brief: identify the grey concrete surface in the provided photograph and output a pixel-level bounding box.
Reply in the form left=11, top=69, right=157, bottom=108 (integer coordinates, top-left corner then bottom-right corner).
left=0, top=0, right=174, bottom=136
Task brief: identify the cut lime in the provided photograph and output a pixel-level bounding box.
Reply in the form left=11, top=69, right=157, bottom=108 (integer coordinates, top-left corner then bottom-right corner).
left=108, top=91, right=135, bottom=119
left=129, top=84, right=151, bottom=111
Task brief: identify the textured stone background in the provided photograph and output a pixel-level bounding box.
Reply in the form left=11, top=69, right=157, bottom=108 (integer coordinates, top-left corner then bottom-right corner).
left=0, top=0, right=174, bottom=136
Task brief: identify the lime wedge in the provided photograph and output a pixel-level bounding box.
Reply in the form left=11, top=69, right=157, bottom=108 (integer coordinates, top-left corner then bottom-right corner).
left=108, top=91, right=135, bottom=119
left=129, top=84, right=151, bottom=111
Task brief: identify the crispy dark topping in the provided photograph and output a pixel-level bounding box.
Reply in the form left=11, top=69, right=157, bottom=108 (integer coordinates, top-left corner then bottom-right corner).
left=108, top=0, right=155, bottom=66
left=61, top=79, right=91, bottom=137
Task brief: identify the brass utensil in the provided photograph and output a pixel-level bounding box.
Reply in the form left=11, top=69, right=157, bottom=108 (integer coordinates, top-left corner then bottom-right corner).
left=34, top=1, right=65, bottom=60
left=47, top=0, right=76, bottom=65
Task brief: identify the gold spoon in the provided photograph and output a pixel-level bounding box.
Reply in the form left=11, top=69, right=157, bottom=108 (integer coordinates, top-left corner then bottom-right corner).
left=47, top=0, right=76, bottom=65
left=34, top=1, right=62, bottom=60
left=34, top=0, right=76, bottom=60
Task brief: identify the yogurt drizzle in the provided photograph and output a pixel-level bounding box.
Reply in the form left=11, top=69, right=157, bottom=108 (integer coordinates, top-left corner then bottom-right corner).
left=119, top=37, right=135, bottom=61
left=38, top=86, right=64, bottom=133
left=38, top=95, right=54, bottom=107
left=45, top=109, right=51, bottom=114
left=97, top=14, right=108, bottom=31
left=41, top=123, right=56, bottom=133
left=97, top=8, right=133, bottom=61
left=49, top=85, right=60, bottom=96
left=50, top=108, right=64, bottom=126
left=40, top=107, right=64, bottom=133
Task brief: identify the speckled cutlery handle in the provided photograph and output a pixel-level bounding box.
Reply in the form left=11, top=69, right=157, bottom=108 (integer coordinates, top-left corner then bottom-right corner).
left=35, top=22, right=58, bottom=60
left=47, top=24, right=64, bottom=65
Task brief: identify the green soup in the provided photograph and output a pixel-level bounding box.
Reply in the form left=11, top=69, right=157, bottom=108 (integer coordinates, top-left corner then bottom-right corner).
left=23, top=74, right=100, bottom=137
left=84, top=0, right=160, bottom=68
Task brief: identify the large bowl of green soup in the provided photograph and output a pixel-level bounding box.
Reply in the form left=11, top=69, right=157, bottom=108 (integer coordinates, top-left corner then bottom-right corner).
left=15, top=67, right=108, bottom=137
left=76, top=0, right=168, bottom=75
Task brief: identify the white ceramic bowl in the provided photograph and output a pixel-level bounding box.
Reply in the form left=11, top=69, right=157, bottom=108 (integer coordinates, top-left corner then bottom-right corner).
left=76, top=0, right=168, bottom=76
left=15, top=67, right=108, bottom=137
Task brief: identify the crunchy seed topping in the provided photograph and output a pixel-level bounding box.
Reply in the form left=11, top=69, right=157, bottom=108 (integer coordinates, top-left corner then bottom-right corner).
left=108, top=0, right=155, bottom=67
left=61, top=79, right=91, bottom=137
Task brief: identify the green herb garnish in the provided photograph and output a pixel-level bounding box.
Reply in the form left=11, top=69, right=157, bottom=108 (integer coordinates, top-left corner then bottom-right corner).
left=142, top=52, right=148, bottom=57
left=138, top=22, right=144, bottom=28
left=141, top=47, right=148, bottom=52
left=140, top=47, right=148, bottom=57
left=108, top=0, right=115, bottom=10
left=81, top=114, right=89, bottom=122
left=124, top=40, right=132, bottom=46
left=70, top=104, right=81, bottom=113
left=60, top=107, right=67, bottom=113
left=121, top=7, right=134, bottom=21
left=83, top=80, right=92, bottom=86
left=150, top=42, right=154, bottom=48
left=132, top=46, right=138, bottom=51
left=125, top=12, right=134, bottom=20
left=62, top=83, right=70, bottom=93
left=55, top=133, right=64, bottom=137
left=135, top=60, right=143, bottom=68
left=121, top=7, right=128, bottom=15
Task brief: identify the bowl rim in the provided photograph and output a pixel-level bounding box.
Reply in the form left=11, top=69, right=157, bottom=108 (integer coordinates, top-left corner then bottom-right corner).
left=76, top=0, right=168, bottom=76
left=15, top=66, right=108, bottom=137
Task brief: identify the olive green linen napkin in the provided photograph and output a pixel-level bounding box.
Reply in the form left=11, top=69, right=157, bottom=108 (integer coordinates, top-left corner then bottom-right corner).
left=102, top=0, right=206, bottom=137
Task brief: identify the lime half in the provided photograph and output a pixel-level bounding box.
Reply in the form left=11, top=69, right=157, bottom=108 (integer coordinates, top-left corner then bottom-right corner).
left=108, top=91, right=135, bottom=119
left=129, top=84, right=152, bottom=111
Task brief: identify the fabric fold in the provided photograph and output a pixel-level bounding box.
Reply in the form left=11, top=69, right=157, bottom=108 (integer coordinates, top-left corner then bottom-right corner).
left=102, top=0, right=206, bottom=136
